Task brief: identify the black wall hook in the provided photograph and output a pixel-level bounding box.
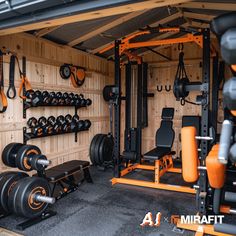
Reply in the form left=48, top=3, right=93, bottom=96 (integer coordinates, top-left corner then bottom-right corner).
left=157, top=85, right=163, bottom=92
left=165, top=85, right=171, bottom=92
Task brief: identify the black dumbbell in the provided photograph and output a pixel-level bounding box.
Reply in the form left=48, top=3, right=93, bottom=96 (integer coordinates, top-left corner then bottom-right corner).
left=25, top=90, right=34, bottom=99
left=25, top=90, right=42, bottom=107
left=42, top=91, right=51, bottom=104
left=56, top=92, right=64, bottom=105
left=31, top=90, right=42, bottom=106
left=79, top=94, right=87, bottom=106
left=38, top=116, right=47, bottom=126
left=47, top=116, right=56, bottom=125
left=68, top=93, right=76, bottom=106
left=27, top=117, right=43, bottom=136
left=27, top=117, right=38, bottom=128
left=84, top=119, right=91, bottom=129
left=86, top=98, right=92, bottom=106
left=50, top=92, right=58, bottom=105
left=77, top=120, right=85, bottom=130
left=35, top=116, right=47, bottom=136
left=62, top=114, right=72, bottom=132
left=63, top=92, right=70, bottom=105
left=71, top=115, right=80, bottom=131
left=53, top=115, right=65, bottom=133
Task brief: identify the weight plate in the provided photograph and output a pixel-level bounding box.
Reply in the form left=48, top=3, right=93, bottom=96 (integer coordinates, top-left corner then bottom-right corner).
left=94, top=134, right=106, bottom=166
left=0, top=172, right=28, bottom=213
left=16, top=145, right=42, bottom=171
left=0, top=172, right=17, bottom=214
left=2, top=143, right=24, bottom=167
left=89, top=134, right=102, bottom=165
left=12, top=177, right=51, bottom=218
left=60, top=65, right=71, bottom=80
left=102, top=135, right=114, bottom=162
left=103, top=85, right=115, bottom=102
left=98, top=135, right=106, bottom=165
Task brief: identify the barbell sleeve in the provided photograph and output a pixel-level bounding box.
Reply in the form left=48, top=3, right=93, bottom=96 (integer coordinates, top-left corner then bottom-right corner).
left=195, top=136, right=213, bottom=140
left=37, top=159, right=51, bottom=166
left=224, top=191, right=236, bottom=203
left=35, top=194, right=55, bottom=204
left=218, top=120, right=233, bottom=164
left=214, top=223, right=236, bottom=235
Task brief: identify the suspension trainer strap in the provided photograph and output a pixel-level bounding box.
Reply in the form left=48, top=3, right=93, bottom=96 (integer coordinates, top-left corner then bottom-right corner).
left=0, top=49, right=7, bottom=113
left=18, top=56, right=33, bottom=99
left=7, top=55, right=16, bottom=99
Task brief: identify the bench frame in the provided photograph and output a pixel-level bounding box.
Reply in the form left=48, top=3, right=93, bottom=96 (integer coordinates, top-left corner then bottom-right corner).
left=112, top=155, right=195, bottom=194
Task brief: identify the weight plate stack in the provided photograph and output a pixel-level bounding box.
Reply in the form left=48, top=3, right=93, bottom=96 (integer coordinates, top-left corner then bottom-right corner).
left=2, top=143, right=24, bottom=168
left=89, top=134, right=113, bottom=166
left=0, top=172, right=29, bottom=214
left=16, top=145, right=42, bottom=172
left=9, top=177, right=51, bottom=218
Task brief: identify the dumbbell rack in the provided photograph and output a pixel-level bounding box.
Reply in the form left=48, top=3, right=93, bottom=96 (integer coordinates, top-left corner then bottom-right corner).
left=22, top=91, right=91, bottom=144
left=23, top=99, right=88, bottom=118
left=23, top=125, right=89, bottom=144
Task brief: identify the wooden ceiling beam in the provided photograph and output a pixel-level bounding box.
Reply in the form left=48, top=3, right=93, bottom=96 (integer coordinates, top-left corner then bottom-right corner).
left=175, top=2, right=236, bottom=11
left=34, top=25, right=63, bottom=37
left=183, top=12, right=216, bottom=22
left=0, top=0, right=192, bottom=36
left=91, top=11, right=183, bottom=54
left=68, top=9, right=149, bottom=47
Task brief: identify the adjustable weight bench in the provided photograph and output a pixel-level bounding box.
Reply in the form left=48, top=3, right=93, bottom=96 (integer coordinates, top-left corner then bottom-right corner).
left=112, top=108, right=195, bottom=194
left=35, top=160, right=92, bottom=200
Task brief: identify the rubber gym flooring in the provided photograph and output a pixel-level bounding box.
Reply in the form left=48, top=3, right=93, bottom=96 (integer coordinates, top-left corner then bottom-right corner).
left=0, top=167, right=220, bottom=236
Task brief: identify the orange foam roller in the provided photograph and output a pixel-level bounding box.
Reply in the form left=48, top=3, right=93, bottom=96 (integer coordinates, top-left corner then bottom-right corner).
left=181, top=127, right=199, bottom=182
left=206, top=147, right=226, bottom=189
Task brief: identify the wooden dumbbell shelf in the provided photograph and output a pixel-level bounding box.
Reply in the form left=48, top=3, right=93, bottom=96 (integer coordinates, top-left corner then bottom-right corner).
left=23, top=127, right=90, bottom=144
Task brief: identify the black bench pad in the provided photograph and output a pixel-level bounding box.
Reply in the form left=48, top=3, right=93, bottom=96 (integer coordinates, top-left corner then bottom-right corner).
left=44, top=160, right=90, bottom=182
left=144, top=147, right=175, bottom=160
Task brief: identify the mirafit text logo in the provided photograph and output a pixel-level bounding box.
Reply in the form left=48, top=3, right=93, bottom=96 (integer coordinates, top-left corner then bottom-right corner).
left=140, top=212, right=224, bottom=227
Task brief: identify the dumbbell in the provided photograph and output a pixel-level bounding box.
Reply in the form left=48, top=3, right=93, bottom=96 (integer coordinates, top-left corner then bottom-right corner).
left=71, top=114, right=80, bottom=131
left=47, top=116, right=56, bottom=126
left=38, top=116, right=48, bottom=135
left=44, top=116, right=56, bottom=135
left=62, top=114, right=72, bottom=132
left=50, top=92, right=58, bottom=105
left=53, top=115, right=66, bottom=133
left=42, top=91, right=51, bottom=104
left=25, top=90, right=42, bottom=106
left=68, top=93, right=75, bottom=105
left=79, top=94, right=87, bottom=106
left=84, top=119, right=91, bottom=129
left=27, top=117, right=43, bottom=136
left=86, top=98, right=92, bottom=106
left=63, top=92, right=70, bottom=105
left=77, top=120, right=85, bottom=130
left=9, top=176, right=55, bottom=218
left=27, top=117, right=38, bottom=128
left=56, top=92, right=64, bottom=105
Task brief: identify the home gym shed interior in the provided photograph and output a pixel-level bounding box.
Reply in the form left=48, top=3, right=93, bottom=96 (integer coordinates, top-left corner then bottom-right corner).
left=0, top=1, right=235, bottom=236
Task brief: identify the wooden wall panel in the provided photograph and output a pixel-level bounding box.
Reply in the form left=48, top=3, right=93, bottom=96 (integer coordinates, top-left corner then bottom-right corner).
left=0, top=33, right=113, bottom=172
